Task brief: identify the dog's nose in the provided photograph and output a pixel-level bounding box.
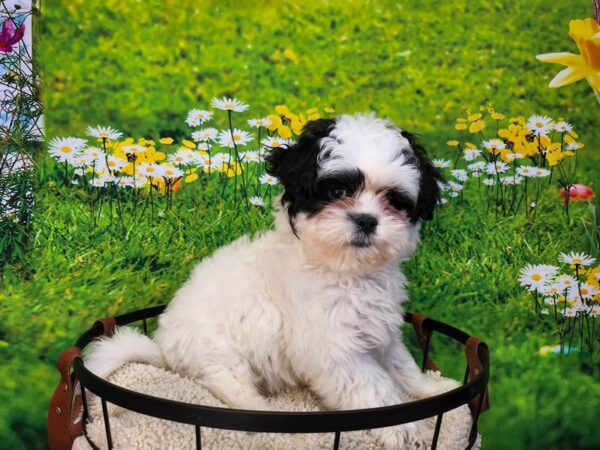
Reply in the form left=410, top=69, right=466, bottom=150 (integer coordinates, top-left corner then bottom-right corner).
left=349, top=213, right=378, bottom=234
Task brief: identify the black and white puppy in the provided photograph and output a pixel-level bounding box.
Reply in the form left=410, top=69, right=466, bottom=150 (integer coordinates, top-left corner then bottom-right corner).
left=86, top=113, right=455, bottom=448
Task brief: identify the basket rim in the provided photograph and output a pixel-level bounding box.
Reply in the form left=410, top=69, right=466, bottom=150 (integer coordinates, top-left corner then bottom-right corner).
left=72, top=304, right=489, bottom=434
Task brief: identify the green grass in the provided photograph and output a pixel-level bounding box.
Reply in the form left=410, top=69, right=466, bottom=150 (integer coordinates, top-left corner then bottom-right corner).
left=1, top=0, right=599, bottom=448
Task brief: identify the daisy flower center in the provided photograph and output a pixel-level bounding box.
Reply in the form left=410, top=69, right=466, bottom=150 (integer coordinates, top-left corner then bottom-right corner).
left=60, top=146, right=73, bottom=154
left=535, top=122, right=544, bottom=128
left=99, top=132, right=109, bottom=138
left=572, top=258, right=582, bottom=264
left=531, top=274, right=542, bottom=281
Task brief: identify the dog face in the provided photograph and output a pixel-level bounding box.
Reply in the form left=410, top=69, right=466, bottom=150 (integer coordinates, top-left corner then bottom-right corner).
left=266, top=114, right=442, bottom=274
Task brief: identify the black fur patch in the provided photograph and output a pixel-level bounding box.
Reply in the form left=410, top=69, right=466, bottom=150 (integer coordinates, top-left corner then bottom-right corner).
left=265, top=118, right=338, bottom=232
left=400, top=131, right=443, bottom=222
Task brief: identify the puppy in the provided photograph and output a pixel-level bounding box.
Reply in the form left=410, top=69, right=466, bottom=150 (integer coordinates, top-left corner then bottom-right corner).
left=86, top=113, right=453, bottom=448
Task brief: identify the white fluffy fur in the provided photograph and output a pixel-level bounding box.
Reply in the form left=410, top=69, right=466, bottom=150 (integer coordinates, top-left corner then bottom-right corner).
left=85, top=114, right=455, bottom=449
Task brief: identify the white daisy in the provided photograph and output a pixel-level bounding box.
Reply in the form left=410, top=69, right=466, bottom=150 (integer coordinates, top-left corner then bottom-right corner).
left=106, top=155, right=127, bottom=172
left=526, top=115, right=554, bottom=136
left=565, top=142, right=582, bottom=151
left=588, top=306, right=600, bottom=317
left=482, top=139, right=506, bottom=151
left=562, top=307, right=577, bottom=318
left=451, top=169, right=469, bottom=182
left=559, top=252, right=596, bottom=267
left=543, top=297, right=558, bottom=305
left=241, top=151, right=260, bottom=163
left=517, top=166, right=536, bottom=177
left=540, top=309, right=550, bottom=315
left=211, top=97, right=249, bottom=113
left=553, top=274, right=578, bottom=291
left=553, top=121, right=572, bottom=133
left=121, top=144, right=146, bottom=154
left=218, top=129, right=254, bottom=148
left=248, top=118, right=272, bottom=128
left=137, top=163, right=162, bottom=178
left=185, top=109, right=213, bottom=127
left=438, top=197, right=448, bottom=205
left=262, top=136, right=292, bottom=149
left=83, top=147, right=106, bottom=162
left=86, top=125, right=123, bottom=140
left=259, top=174, right=279, bottom=185
left=115, top=176, right=135, bottom=188
left=500, top=175, right=523, bottom=185
left=191, top=127, right=218, bottom=142
left=504, top=152, right=524, bottom=162
left=519, top=264, right=559, bottom=292
left=467, top=161, right=486, bottom=173
left=249, top=196, right=265, bottom=207
left=463, top=149, right=481, bottom=161
left=578, top=283, right=599, bottom=301
left=532, top=167, right=551, bottom=178
left=482, top=178, right=495, bottom=186
left=161, top=166, right=183, bottom=179
left=446, top=181, right=464, bottom=197
left=432, top=159, right=451, bottom=169
left=486, top=161, right=509, bottom=175
left=48, top=137, right=87, bottom=162
left=168, top=150, right=196, bottom=165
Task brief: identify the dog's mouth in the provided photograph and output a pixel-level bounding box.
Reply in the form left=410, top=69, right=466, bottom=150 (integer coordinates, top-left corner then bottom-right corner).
left=350, top=236, right=374, bottom=248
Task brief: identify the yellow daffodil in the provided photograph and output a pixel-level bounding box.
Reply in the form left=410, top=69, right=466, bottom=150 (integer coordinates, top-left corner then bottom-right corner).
left=536, top=18, right=600, bottom=100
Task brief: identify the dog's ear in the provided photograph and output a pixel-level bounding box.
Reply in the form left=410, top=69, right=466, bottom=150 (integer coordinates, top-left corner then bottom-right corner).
left=266, top=118, right=336, bottom=220
left=400, top=131, right=443, bottom=222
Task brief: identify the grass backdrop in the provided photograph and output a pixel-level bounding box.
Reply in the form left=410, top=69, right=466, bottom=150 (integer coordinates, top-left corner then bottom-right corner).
left=1, top=0, right=599, bottom=448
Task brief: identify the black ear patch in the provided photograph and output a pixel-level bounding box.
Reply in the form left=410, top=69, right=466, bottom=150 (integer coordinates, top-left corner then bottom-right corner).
left=400, top=131, right=443, bottom=222
left=265, top=118, right=337, bottom=231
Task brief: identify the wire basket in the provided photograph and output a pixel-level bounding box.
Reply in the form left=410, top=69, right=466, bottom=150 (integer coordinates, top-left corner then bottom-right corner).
left=48, top=305, right=490, bottom=450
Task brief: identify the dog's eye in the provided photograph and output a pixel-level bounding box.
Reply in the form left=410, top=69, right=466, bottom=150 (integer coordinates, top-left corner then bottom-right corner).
left=329, top=187, right=347, bottom=200
left=386, top=190, right=413, bottom=211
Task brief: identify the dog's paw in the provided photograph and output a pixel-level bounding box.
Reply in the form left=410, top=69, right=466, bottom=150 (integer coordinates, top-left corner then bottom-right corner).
left=376, top=422, right=427, bottom=449
left=413, top=373, right=462, bottom=399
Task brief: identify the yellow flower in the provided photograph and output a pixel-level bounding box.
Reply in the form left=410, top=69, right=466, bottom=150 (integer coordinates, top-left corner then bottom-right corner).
left=491, top=112, right=505, bottom=120
left=185, top=172, right=199, bottom=183
left=160, top=137, right=174, bottom=145
left=446, top=140, right=460, bottom=146
left=456, top=118, right=467, bottom=123
left=266, top=114, right=283, bottom=131
left=546, top=150, right=564, bottom=166
left=324, top=107, right=335, bottom=114
left=455, top=123, right=467, bottom=131
left=536, top=18, right=600, bottom=97
left=468, top=113, right=482, bottom=122
left=307, top=111, right=320, bottom=121
left=465, top=142, right=476, bottom=149
left=283, top=48, right=298, bottom=62
left=278, top=125, right=292, bottom=138
left=275, top=105, right=291, bottom=116
left=182, top=140, right=196, bottom=149
left=469, top=120, right=486, bottom=133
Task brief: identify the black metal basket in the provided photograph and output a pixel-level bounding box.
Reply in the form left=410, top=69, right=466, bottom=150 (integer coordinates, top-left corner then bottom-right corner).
left=48, top=305, right=490, bottom=450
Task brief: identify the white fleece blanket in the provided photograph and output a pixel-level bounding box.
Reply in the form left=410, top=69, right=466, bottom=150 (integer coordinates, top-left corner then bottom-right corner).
left=73, top=363, right=480, bottom=450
